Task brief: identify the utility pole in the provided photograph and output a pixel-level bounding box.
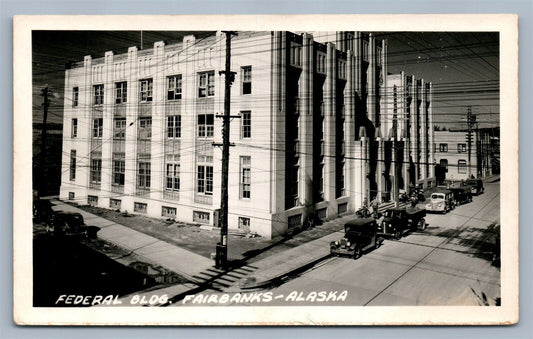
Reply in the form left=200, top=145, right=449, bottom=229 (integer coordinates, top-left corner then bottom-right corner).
left=215, top=31, right=238, bottom=269
left=39, top=87, right=51, bottom=196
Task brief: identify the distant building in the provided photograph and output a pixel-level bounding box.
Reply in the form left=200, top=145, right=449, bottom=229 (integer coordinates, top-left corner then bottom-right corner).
left=59, top=31, right=434, bottom=239
left=433, top=129, right=495, bottom=182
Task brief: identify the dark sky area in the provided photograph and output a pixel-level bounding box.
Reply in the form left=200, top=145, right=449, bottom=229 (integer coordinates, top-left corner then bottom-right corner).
left=32, top=30, right=499, bottom=129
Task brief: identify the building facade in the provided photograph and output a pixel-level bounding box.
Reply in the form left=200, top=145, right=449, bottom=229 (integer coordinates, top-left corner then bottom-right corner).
left=60, top=31, right=434, bottom=239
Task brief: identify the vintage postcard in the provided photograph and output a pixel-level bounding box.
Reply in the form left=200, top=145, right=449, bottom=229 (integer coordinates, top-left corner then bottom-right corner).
left=13, top=14, right=518, bottom=325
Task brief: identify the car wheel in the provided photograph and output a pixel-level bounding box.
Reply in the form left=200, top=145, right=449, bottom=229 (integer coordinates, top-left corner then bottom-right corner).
left=418, top=219, right=427, bottom=230
left=376, top=237, right=384, bottom=248
left=353, top=247, right=362, bottom=260
left=394, top=230, right=402, bottom=240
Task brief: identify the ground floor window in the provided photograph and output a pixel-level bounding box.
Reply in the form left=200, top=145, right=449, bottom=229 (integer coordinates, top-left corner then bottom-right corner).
left=193, top=211, right=210, bottom=223
left=317, top=207, right=327, bottom=220
left=109, top=199, right=121, bottom=210
left=87, top=195, right=98, bottom=207
left=238, top=217, right=251, bottom=230
left=458, top=160, right=467, bottom=174
left=288, top=214, right=302, bottom=229
left=162, top=206, right=177, bottom=218
left=338, top=202, right=348, bottom=214
left=134, top=202, right=147, bottom=213
left=68, top=192, right=75, bottom=201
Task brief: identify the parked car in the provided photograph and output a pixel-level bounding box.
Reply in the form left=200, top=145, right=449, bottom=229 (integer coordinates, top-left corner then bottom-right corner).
left=33, top=199, right=54, bottom=223
left=378, top=207, right=425, bottom=239
left=464, top=178, right=484, bottom=195
left=330, top=218, right=383, bottom=259
left=47, top=212, right=99, bottom=239
left=449, top=187, right=473, bottom=206
left=425, top=190, right=455, bottom=214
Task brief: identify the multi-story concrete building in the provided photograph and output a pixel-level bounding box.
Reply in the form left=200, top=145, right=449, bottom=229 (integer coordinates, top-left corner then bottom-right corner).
left=60, top=31, right=433, bottom=239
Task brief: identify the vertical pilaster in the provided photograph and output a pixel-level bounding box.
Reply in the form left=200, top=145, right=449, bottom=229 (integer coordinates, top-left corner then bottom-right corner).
left=345, top=51, right=356, bottom=210
left=150, top=41, right=165, bottom=202
left=124, top=47, right=138, bottom=199
left=420, top=79, right=428, bottom=184
left=367, top=34, right=376, bottom=125
left=428, top=82, right=435, bottom=178
left=300, top=33, right=314, bottom=209
left=100, top=51, right=114, bottom=202
left=323, top=42, right=336, bottom=210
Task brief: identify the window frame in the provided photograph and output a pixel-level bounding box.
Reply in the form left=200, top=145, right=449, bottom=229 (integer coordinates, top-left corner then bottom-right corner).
left=167, top=115, right=181, bottom=139
left=93, top=84, right=104, bottom=105
left=137, top=161, right=151, bottom=189
left=439, top=143, right=448, bottom=152
left=165, top=162, right=180, bottom=192
left=112, top=159, right=125, bottom=186
left=92, top=118, right=103, bottom=138
left=134, top=202, right=148, bottom=213
left=71, top=118, right=78, bottom=138
left=139, top=78, right=153, bottom=102
left=240, top=156, right=251, bottom=199
left=69, top=150, right=76, bottom=181
left=90, top=158, right=102, bottom=184
left=115, top=81, right=128, bottom=104
left=138, top=117, right=152, bottom=140
left=241, top=111, right=251, bottom=139
left=162, top=206, right=177, bottom=218
left=197, top=157, right=213, bottom=196
left=241, top=66, right=252, bottom=95
left=197, top=114, right=214, bottom=138
left=198, top=71, right=215, bottom=98
left=167, top=75, right=182, bottom=100
left=458, top=160, right=467, bottom=174
left=457, top=143, right=467, bottom=153
left=72, top=87, right=79, bottom=107
left=114, top=118, right=126, bottom=139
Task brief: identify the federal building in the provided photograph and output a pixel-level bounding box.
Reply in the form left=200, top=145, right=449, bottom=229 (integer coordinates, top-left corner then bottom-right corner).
left=60, top=31, right=435, bottom=239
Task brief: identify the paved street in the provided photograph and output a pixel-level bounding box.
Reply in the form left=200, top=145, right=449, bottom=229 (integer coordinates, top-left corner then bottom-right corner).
left=259, top=181, right=500, bottom=306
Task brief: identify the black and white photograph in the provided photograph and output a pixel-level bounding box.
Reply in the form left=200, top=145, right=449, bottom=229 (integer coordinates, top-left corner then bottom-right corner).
left=13, top=14, right=519, bottom=325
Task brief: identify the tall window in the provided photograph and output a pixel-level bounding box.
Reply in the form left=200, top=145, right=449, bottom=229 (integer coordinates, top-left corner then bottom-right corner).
left=92, top=118, right=103, bottom=138
left=197, top=114, right=214, bottom=138
left=458, top=160, right=467, bottom=174
left=439, top=143, right=448, bottom=152
left=137, top=162, right=151, bottom=189
left=198, top=71, right=215, bottom=97
left=240, top=156, right=251, bottom=199
left=69, top=150, right=76, bottom=181
left=167, top=115, right=181, bottom=138
left=167, top=75, right=182, bottom=100
left=115, top=81, right=127, bottom=104
left=113, top=118, right=126, bottom=139
left=93, top=84, right=104, bottom=105
left=166, top=163, right=180, bottom=192
left=72, top=87, right=79, bottom=107
left=241, top=111, right=251, bottom=139
left=139, top=78, right=153, bottom=102
left=71, top=118, right=78, bottom=138
left=112, top=158, right=125, bottom=186
left=90, top=159, right=102, bottom=183
left=138, top=118, right=152, bottom=139
left=197, top=156, right=213, bottom=196
left=242, top=66, right=252, bottom=95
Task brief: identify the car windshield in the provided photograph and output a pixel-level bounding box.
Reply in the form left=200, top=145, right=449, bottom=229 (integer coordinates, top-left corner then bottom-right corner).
left=431, top=194, right=445, bottom=200
left=385, top=210, right=401, bottom=218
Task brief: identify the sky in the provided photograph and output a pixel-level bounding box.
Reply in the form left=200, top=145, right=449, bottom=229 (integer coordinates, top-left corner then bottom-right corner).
left=32, top=30, right=499, bottom=130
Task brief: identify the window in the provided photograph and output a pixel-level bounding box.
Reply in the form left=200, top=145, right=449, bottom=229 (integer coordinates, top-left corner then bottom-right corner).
left=139, top=79, right=153, bottom=102
left=338, top=202, right=348, bottom=214
left=197, top=156, right=213, bottom=196
left=240, top=156, right=251, bottom=199
left=338, top=60, right=347, bottom=79
left=316, top=53, right=326, bottom=74
left=72, top=87, right=79, bottom=107
left=92, top=118, right=103, bottom=138
left=93, top=84, right=104, bottom=105
left=68, top=192, right=75, bottom=201
left=241, top=111, right=251, bottom=139
left=290, top=44, right=302, bottom=67
left=69, top=150, right=76, bottom=181
left=167, top=115, right=181, bottom=138
left=290, top=165, right=299, bottom=201
left=458, top=160, right=467, bottom=174
left=166, top=163, right=180, bottom=192
left=439, top=143, right=448, bottom=152
left=167, top=75, right=182, bottom=100
left=137, top=162, right=151, bottom=189
left=197, top=114, right=214, bottom=138
left=239, top=217, right=250, bottom=230
left=112, top=159, right=125, bottom=186
left=90, top=159, right=102, bottom=183
left=110, top=199, right=121, bottom=210
left=288, top=214, right=302, bottom=228
left=71, top=118, right=78, bottom=138
left=88, top=195, right=98, bottom=207
left=134, top=202, right=147, bottom=213
left=114, top=118, right=126, bottom=139
left=440, top=159, right=448, bottom=172
left=193, top=211, right=210, bottom=223
left=162, top=206, right=177, bottom=218
left=138, top=118, right=152, bottom=139
left=198, top=71, right=215, bottom=97
left=457, top=143, right=467, bottom=153
left=242, top=66, right=252, bottom=95
left=115, top=82, right=127, bottom=104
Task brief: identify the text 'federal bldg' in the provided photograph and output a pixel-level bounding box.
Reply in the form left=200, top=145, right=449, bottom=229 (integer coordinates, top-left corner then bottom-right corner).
left=60, top=31, right=434, bottom=239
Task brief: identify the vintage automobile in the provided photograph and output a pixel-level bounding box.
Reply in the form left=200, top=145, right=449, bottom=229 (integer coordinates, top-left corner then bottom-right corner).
left=47, top=212, right=99, bottom=239
left=330, top=218, right=383, bottom=259
left=449, top=187, right=473, bottom=206
left=465, top=178, right=484, bottom=195
left=425, top=190, right=455, bottom=213
left=378, top=207, right=426, bottom=239
left=33, top=199, right=54, bottom=223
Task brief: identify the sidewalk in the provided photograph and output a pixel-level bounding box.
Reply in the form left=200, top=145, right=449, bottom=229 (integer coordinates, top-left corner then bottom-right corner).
left=52, top=200, right=214, bottom=283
